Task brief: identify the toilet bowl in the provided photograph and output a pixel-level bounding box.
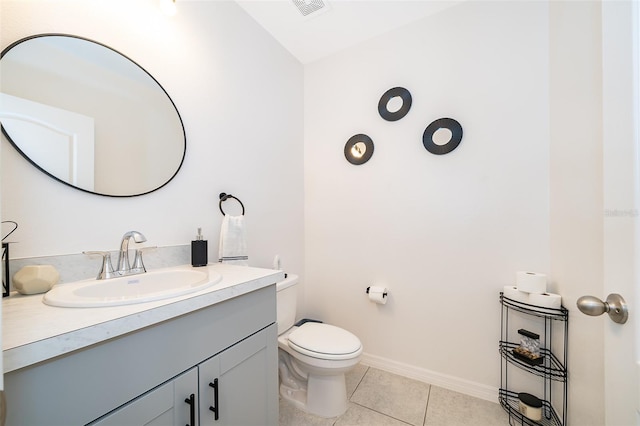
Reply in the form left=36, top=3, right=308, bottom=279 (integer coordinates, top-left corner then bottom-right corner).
left=276, top=275, right=362, bottom=418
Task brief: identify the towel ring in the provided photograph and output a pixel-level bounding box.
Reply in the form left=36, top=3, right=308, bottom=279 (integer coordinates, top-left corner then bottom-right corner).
left=219, top=193, right=245, bottom=215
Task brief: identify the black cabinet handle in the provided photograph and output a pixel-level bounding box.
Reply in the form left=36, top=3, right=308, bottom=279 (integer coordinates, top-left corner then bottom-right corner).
left=209, top=378, right=219, bottom=421
left=185, top=393, right=195, bottom=426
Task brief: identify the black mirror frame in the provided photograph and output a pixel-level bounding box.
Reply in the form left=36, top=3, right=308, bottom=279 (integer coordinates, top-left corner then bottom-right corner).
left=0, top=33, right=186, bottom=197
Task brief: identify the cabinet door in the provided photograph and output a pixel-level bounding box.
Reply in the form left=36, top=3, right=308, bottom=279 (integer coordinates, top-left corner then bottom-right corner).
left=199, top=324, right=278, bottom=426
left=91, top=367, right=198, bottom=426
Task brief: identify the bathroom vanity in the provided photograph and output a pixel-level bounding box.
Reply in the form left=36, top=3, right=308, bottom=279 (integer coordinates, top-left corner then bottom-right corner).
left=2, top=264, right=282, bottom=426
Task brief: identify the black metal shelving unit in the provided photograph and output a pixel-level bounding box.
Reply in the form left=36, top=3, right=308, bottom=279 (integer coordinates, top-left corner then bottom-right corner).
left=499, top=293, right=568, bottom=426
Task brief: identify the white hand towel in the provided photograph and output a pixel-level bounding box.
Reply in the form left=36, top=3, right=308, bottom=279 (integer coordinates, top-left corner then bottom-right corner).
left=218, top=214, right=248, bottom=265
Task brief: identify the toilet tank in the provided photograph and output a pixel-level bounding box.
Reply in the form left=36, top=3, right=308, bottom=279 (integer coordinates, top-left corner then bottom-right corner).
left=276, top=274, right=299, bottom=335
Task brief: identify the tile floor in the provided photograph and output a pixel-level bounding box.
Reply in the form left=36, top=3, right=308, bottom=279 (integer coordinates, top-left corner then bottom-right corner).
left=279, top=364, right=510, bottom=426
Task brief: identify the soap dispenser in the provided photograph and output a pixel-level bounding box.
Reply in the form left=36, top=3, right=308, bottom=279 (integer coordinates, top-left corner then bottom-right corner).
left=191, top=228, right=208, bottom=267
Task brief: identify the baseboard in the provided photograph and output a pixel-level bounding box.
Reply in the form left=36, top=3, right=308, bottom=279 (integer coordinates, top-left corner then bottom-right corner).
left=360, top=352, right=499, bottom=404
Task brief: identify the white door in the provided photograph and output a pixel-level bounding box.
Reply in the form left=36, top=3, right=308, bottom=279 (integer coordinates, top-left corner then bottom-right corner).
left=601, top=1, right=639, bottom=425
left=0, top=93, right=95, bottom=190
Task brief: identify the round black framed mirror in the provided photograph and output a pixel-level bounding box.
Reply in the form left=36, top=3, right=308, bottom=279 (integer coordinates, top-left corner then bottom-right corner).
left=0, top=34, right=186, bottom=197
left=344, top=134, right=374, bottom=165
left=378, top=87, right=412, bottom=122
left=422, top=118, right=463, bottom=155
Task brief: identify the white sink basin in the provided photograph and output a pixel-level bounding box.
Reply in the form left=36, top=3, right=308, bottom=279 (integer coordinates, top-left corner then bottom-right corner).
left=43, top=266, right=222, bottom=308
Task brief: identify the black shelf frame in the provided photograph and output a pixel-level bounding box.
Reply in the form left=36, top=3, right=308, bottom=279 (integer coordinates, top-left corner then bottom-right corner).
left=499, top=342, right=566, bottom=381
left=499, top=292, right=568, bottom=426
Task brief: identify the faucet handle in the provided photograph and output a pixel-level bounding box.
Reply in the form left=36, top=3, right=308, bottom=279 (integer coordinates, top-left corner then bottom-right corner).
left=83, top=251, right=116, bottom=280
left=132, top=246, right=157, bottom=273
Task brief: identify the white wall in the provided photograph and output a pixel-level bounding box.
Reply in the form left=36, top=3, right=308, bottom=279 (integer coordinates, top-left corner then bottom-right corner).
left=549, top=2, right=604, bottom=425
left=305, top=1, right=609, bottom=423
left=304, top=0, right=550, bottom=399
left=0, top=0, right=305, bottom=277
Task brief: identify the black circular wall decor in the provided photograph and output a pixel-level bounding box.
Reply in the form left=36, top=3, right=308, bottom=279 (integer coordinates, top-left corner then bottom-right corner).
left=344, top=134, right=374, bottom=165
left=378, top=87, right=412, bottom=122
left=422, top=118, right=463, bottom=155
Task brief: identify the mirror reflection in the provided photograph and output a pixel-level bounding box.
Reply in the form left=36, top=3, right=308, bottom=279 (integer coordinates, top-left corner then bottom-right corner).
left=386, top=96, right=403, bottom=114
left=432, top=128, right=453, bottom=145
left=0, top=34, right=185, bottom=197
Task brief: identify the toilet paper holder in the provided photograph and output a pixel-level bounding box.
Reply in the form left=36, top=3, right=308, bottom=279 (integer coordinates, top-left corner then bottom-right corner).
left=366, top=287, right=387, bottom=297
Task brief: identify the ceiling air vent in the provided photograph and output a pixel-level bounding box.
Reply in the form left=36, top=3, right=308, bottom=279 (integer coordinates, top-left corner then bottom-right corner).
left=291, top=0, right=330, bottom=18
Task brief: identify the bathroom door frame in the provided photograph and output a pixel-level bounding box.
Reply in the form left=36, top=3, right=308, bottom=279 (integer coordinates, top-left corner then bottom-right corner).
left=601, top=1, right=639, bottom=424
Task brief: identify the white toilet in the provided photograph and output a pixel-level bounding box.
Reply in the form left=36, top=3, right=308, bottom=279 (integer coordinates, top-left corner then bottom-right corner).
left=276, top=274, right=363, bottom=418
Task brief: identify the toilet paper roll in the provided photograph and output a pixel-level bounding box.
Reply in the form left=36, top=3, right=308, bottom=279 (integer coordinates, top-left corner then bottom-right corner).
left=368, top=286, right=388, bottom=305
left=516, top=271, right=547, bottom=294
left=503, top=285, right=529, bottom=303
left=528, top=292, right=562, bottom=309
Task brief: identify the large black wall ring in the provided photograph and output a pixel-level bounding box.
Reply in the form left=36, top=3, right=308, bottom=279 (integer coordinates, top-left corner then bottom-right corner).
left=378, top=87, right=412, bottom=122
left=344, top=134, right=374, bottom=165
left=422, top=118, right=463, bottom=155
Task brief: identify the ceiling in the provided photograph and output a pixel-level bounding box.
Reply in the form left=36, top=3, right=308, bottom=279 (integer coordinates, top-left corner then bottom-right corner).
left=234, top=0, right=463, bottom=64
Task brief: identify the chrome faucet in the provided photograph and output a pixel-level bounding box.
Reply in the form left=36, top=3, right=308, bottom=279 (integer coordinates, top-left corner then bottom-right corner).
left=84, top=231, right=153, bottom=280
left=117, top=231, right=147, bottom=274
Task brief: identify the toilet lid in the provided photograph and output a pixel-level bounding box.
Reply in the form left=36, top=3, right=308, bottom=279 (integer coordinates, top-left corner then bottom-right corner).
left=288, top=323, right=362, bottom=360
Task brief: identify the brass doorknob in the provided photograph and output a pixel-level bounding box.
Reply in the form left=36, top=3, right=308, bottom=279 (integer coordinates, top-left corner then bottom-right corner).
left=577, top=293, right=628, bottom=324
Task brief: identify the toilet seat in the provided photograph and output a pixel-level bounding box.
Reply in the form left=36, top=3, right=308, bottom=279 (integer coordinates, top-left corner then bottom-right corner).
left=287, top=323, right=362, bottom=360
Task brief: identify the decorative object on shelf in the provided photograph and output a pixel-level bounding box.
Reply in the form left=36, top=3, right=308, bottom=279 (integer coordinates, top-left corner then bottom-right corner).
left=518, top=392, right=543, bottom=422
left=422, top=118, right=463, bottom=155
left=2, top=220, right=18, bottom=297
left=499, top=292, right=568, bottom=425
left=12, top=264, right=59, bottom=295
left=378, top=87, right=412, bottom=122
left=513, top=329, right=544, bottom=365
left=344, top=134, right=374, bottom=165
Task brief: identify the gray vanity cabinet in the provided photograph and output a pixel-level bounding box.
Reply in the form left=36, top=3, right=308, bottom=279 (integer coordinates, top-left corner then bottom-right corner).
left=93, top=324, right=277, bottom=426
left=4, top=285, right=278, bottom=426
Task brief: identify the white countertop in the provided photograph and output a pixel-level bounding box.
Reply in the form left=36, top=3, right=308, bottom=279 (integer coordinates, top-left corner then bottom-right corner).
left=2, top=263, right=284, bottom=373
